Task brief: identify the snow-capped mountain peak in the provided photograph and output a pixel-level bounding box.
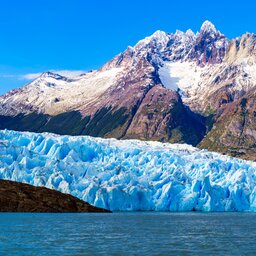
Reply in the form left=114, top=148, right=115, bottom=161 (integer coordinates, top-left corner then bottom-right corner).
left=39, top=71, right=68, bottom=80
left=200, top=20, right=217, bottom=34
left=1, top=21, right=256, bottom=161
left=185, top=29, right=195, bottom=37
left=139, top=30, right=169, bottom=43
left=150, top=30, right=169, bottom=40
left=134, top=30, right=170, bottom=52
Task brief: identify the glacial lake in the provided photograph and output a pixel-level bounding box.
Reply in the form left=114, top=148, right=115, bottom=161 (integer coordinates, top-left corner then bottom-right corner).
left=0, top=212, right=255, bottom=255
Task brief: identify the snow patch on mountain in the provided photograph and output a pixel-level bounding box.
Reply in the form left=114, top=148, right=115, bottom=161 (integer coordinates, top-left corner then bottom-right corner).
left=0, top=68, right=123, bottom=116
left=159, top=58, right=256, bottom=111
left=159, top=61, right=205, bottom=98
left=0, top=130, right=256, bottom=212
left=158, top=63, right=179, bottom=91
left=1, top=20, right=256, bottom=118
left=22, top=70, right=86, bottom=80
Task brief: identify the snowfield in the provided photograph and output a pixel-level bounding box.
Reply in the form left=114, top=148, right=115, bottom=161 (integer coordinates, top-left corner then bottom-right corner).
left=0, top=67, right=123, bottom=116
left=0, top=130, right=256, bottom=212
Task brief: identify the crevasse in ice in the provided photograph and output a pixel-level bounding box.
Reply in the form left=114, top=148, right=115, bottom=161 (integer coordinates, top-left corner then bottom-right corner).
left=0, top=129, right=256, bottom=211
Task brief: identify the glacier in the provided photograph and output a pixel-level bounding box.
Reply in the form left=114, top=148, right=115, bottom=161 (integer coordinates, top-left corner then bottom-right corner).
left=0, top=129, right=256, bottom=212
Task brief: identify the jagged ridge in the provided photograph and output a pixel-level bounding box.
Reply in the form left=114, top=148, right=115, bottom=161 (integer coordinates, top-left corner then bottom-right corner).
left=0, top=21, right=256, bottom=159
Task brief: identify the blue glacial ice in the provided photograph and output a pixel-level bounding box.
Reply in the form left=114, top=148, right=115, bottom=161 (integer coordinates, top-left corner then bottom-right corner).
left=0, top=129, right=256, bottom=211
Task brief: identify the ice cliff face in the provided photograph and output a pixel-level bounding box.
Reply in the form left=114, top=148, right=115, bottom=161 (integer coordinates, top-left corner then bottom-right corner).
left=0, top=130, right=255, bottom=212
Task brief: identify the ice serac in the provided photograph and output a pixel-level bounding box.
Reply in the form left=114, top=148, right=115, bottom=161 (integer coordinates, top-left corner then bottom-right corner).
left=0, top=130, right=256, bottom=212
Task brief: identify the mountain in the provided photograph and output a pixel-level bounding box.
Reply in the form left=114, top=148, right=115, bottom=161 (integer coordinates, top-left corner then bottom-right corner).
left=0, top=130, right=255, bottom=211
left=0, top=21, right=255, bottom=160
left=0, top=179, right=110, bottom=212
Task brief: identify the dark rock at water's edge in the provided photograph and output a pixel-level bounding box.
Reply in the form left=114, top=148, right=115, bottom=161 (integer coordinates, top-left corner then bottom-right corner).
left=0, top=180, right=110, bottom=213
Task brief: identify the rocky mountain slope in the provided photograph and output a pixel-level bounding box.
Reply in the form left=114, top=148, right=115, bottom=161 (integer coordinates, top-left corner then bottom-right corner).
left=0, top=179, right=110, bottom=212
left=0, top=21, right=255, bottom=160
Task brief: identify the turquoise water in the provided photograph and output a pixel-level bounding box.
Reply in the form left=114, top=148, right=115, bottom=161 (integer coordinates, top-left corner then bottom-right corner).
left=0, top=212, right=255, bottom=255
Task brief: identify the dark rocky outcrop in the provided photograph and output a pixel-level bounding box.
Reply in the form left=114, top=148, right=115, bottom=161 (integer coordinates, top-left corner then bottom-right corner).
left=188, top=21, right=230, bottom=66
left=124, top=85, right=206, bottom=145
left=0, top=180, right=110, bottom=213
left=199, top=89, right=256, bottom=161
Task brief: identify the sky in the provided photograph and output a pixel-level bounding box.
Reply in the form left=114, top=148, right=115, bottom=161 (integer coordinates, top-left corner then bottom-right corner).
left=0, top=0, right=256, bottom=94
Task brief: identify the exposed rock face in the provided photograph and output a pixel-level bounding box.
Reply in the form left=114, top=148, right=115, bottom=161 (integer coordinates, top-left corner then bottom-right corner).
left=188, top=21, right=230, bottom=66
left=0, top=179, right=110, bottom=212
left=225, top=33, right=256, bottom=64
left=0, top=36, right=206, bottom=146
left=124, top=85, right=205, bottom=145
left=200, top=89, right=256, bottom=160
left=0, top=21, right=255, bottom=160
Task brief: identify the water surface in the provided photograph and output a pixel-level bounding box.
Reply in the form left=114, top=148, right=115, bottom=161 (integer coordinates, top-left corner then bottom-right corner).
left=0, top=212, right=255, bottom=255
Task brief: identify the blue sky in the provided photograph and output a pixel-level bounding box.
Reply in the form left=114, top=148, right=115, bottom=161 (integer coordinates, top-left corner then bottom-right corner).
left=0, top=0, right=255, bottom=94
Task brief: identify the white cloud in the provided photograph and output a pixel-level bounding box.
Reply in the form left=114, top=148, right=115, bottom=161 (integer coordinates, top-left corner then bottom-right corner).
left=52, top=70, right=86, bottom=78
left=21, top=70, right=86, bottom=80
left=0, top=74, right=16, bottom=78
left=21, top=73, right=42, bottom=80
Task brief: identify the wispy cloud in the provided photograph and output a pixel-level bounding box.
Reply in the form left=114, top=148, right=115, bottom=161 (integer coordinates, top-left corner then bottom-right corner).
left=52, top=70, right=86, bottom=78
left=21, top=70, right=86, bottom=80
left=21, top=73, right=42, bottom=80
left=0, top=70, right=87, bottom=81
left=0, top=74, right=17, bottom=78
